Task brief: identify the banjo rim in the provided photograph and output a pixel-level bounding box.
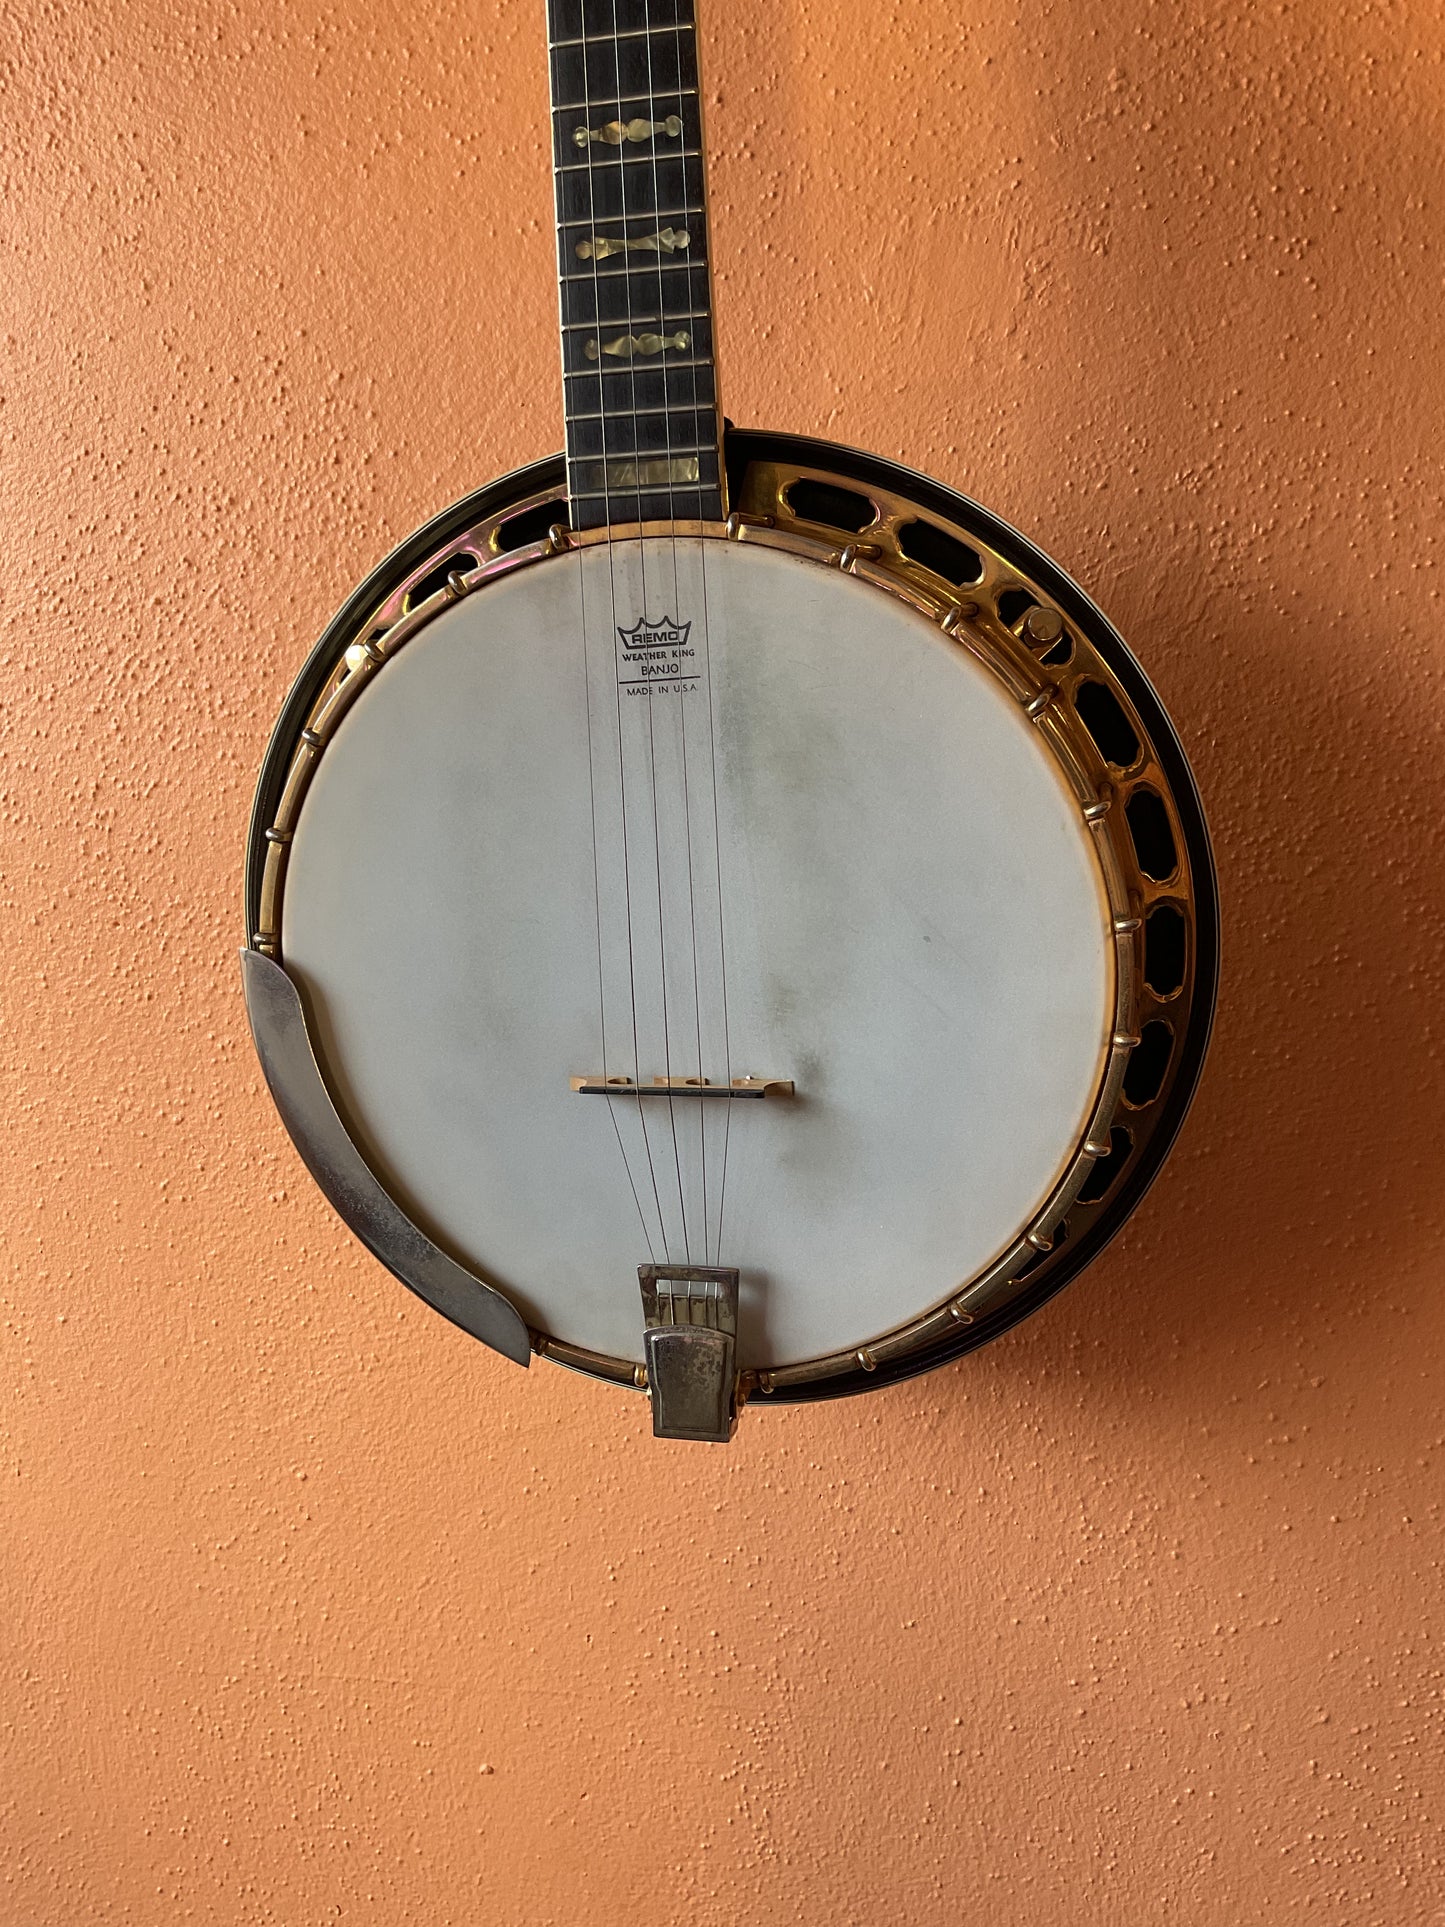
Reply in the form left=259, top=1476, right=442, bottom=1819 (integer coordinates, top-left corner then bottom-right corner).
left=244, top=427, right=1219, bottom=1406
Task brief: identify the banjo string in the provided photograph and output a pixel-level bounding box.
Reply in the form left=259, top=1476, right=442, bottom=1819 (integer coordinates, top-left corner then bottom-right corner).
left=572, top=46, right=630, bottom=1250
left=645, top=0, right=707, bottom=1266
left=676, top=28, right=712, bottom=1269
left=629, top=0, right=691, bottom=1263
left=698, top=518, right=732, bottom=1266
left=646, top=668, right=691, bottom=1263
left=676, top=0, right=732, bottom=1265
left=677, top=622, right=708, bottom=1262
left=576, top=386, right=656, bottom=1266
left=577, top=0, right=670, bottom=1261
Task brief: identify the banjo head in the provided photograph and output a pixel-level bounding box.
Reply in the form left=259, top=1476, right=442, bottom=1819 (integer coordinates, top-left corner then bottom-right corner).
left=245, top=431, right=1216, bottom=1407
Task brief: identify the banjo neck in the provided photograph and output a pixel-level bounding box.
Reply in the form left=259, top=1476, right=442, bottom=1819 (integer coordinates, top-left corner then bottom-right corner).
left=547, top=0, right=726, bottom=529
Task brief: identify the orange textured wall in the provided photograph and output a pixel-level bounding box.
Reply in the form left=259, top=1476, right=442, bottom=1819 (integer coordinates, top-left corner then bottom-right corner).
left=6, top=1, right=1444, bottom=1920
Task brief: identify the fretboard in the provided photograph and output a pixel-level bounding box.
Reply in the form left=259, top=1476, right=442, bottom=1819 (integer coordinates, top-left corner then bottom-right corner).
left=547, top=0, right=725, bottom=529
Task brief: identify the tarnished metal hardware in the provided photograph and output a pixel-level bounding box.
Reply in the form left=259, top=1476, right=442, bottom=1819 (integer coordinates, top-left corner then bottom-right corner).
left=938, top=601, right=979, bottom=631
left=638, top=1265, right=740, bottom=1443
left=1023, top=605, right=1065, bottom=648
left=570, top=1074, right=794, bottom=1099
left=724, top=508, right=775, bottom=538
left=239, top=949, right=532, bottom=1369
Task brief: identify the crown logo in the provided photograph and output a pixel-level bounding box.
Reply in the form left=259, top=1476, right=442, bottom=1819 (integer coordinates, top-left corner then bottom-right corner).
left=618, top=614, right=692, bottom=652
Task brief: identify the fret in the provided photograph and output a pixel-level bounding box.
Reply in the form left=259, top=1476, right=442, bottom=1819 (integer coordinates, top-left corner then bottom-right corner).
left=554, top=149, right=701, bottom=173
left=556, top=156, right=705, bottom=225
left=559, top=210, right=703, bottom=238
left=570, top=487, right=715, bottom=532
left=571, top=447, right=719, bottom=472
left=561, top=309, right=713, bottom=329
left=567, top=357, right=714, bottom=390
left=567, top=405, right=717, bottom=458
left=560, top=255, right=707, bottom=283
left=570, top=479, right=717, bottom=504
left=551, top=86, right=698, bottom=113
left=550, top=24, right=696, bottom=50
left=558, top=206, right=698, bottom=232
left=570, top=368, right=720, bottom=425
left=549, top=0, right=694, bottom=38
left=569, top=488, right=714, bottom=509
left=567, top=402, right=713, bottom=424
left=550, top=34, right=697, bottom=108
left=565, top=363, right=718, bottom=415
left=570, top=351, right=713, bottom=375
left=562, top=262, right=708, bottom=327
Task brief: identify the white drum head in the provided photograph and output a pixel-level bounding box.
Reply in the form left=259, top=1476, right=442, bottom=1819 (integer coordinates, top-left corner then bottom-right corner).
left=281, top=535, right=1113, bottom=1369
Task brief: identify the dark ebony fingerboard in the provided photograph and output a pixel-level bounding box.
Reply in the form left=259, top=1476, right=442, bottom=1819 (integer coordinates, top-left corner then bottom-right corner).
left=548, top=0, right=725, bottom=528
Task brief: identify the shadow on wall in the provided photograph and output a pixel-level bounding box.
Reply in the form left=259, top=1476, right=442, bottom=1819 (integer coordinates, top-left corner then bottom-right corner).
left=962, top=573, right=1445, bottom=1407
left=879, top=1, right=1445, bottom=1412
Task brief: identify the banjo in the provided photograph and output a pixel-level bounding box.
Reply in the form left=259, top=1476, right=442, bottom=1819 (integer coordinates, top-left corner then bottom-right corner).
left=242, top=0, right=1217, bottom=1442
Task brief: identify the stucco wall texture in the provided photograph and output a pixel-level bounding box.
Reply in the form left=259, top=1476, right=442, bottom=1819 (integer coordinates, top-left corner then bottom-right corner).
left=4, top=0, right=1444, bottom=1920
